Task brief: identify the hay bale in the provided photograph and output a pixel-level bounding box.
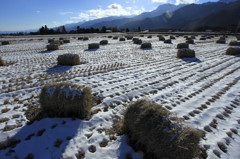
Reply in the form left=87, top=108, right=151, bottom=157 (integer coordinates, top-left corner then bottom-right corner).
left=170, top=36, right=176, bottom=39
left=164, top=39, right=172, bottom=44
left=63, top=39, right=70, bottom=43
left=191, top=36, right=196, bottom=39
left=47, top=44, right=59, bottom=51
left=0, top=57, right=6, bottom=66
left=59, top=37, right=64, bottom=40
left=177, top=43, right=189, bottom=49
left=177, top=48, right=195, bottom=58
left=186, top=39, right=194, bottom=44
left=2, top=41, right=11, bottom=45
left=226, top=47, right=240, bottom=55
left=229, top=41, right=240, bottom=46
left=133, top=38, right=142, bottom=44
left=100, top=40, right=108, bottom=45
left=141, top=43, right=152, bottom=49
left=108, top=36, right=112, bottom=38
left=236, top=36, right=240, bottom=40
left=113, top=36, right=118, bottom=40
left=199, top=37, right=206, bottom=40
left=123, top=99, right=202, bottom=159
left=78, top=37, right=83, bottom=40
left=216, top=39, right=226, bottom=44
left=50, top=40, right=63, bottom=45
left=83, top=37, right=89, bottom=41
left=57, top=54, right=80, bottom=65
left=140, top=35, right=144, bottom=37
left=219, top=37, right=225, bottom=41
left=48, top=39, right=55, bottom=43
left=119, top=38, right=126, bottom=41
left=126, top=36, right=133, bottom=40
left=88, top=43, right=99, bottom=49
left=147, top=35, right=152, bottom=38
left=159, top=36, right=165, bottom=41
left=39, top=83, right=92, bottom=119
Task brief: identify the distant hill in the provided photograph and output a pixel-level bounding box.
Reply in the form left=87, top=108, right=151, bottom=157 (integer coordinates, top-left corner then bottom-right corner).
left=218, top=0, right=237, bottom=3
left=65, top=3, right=185, bottom=30
left=121, top=0, right=240, bottom=30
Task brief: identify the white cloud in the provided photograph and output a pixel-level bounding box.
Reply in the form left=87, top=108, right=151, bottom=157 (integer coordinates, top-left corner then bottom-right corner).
left=60, top=12, right=74, bottom=15
left=175, top=0, right=197, bottom=5
left=70, top=3, right=145, bottom=21
left=152, top=0, right=169, bottom=3
left=65, top=20, right=79, bottom=24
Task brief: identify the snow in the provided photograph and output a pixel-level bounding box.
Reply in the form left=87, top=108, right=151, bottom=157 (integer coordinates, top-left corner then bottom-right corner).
left=0, top=34, right=240, bottom=159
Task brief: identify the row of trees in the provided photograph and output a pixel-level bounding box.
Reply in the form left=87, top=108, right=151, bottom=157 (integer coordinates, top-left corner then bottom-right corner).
left=37, top=25, right=132, bottom=35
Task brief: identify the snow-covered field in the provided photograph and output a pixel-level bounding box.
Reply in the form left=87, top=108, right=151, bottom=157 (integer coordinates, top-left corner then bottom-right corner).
left=0, top=34, right=239, bottom=159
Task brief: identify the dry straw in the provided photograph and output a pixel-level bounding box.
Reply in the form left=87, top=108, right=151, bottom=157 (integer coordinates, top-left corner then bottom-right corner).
left=0, top=57, right=6, bottom=66
left=226, top=47, right=240, bottom=55
left=177, top=48, right=195, bottom=58
left=57, top=54, right=80, bottom=66
left=164, top=39, right=172, bottom=44
left=88, top=43, right=100, bottom=49
left=229, top=41, right=240, bottom=46
left=100, top=40, right=108, bottom=45
left=141, top=43, right=152, bottom=49
left=47, top=44, right=59, bottom=51
left=177, top=43, right=189, bottom=49
left=39, top=83, right=92, bottom=119
left=123, top=99, right=202, bottom=159
left=2, top=41, right=11, bottom=45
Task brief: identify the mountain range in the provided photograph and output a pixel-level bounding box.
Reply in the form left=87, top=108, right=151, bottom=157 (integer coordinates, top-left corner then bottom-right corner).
left=65, top=0, right=239, bottom=31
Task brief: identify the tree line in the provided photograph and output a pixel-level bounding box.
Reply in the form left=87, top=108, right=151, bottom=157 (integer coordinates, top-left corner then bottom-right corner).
left=35, top=25, right=130, bottom=35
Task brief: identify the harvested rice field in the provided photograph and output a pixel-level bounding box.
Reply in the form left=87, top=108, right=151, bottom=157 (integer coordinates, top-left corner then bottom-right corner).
left=0, top=33, right=239, bottom=159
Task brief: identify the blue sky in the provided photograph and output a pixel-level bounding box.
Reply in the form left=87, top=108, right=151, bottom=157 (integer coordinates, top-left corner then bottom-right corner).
left=0, top=0, right=218, bottom=31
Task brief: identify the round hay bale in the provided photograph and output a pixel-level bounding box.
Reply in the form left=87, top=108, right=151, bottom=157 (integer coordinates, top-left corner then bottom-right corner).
left=226, top=47, right=240, bottom=55
left=88, top=43, right=100, bottom=49
left=186, top=39, right=194, bottom=44
left=229, top=41, right=240, bottom=46
left=219, top=37, right=225, bottom=41
left=63, top=39, right=70, bottom=43
left=159, top=36, right=165, bottom=41
left=57, top=54, right=80, bottom=65
left=47, top=44, right=59, bottom=51
left=50, top=40, right=63, bottom=45
left=216, top=39, right=226, bottom=44
left=2, top=41, right=11, bottom=45
left=177, top=48, right=195, bottom=58
left=108, top=36, right=112, bottom=38
left=140, top=35, right=144, bottom=37
left=141, top=43, right=152, bottom=49
left=177, top=43, right=189, bottom=49
left=48, top=39, right=55, bottom=43
left=83, top=37, right=89, bottom=41
left=78, top=37, right=83, bottom=40
left=119, top=37, right=126, bottom=41
left=236, top=36, right=240, bottom=40
left=191, top=36, right=196, bottom=39
left=39, top=83, right=92, bottom=119
left=199, top=37, right=206, bottom=40
left=164, top=39, right=171, bottom=44
left=133, top=38, right=142, bottom=44
left=170, top=36, right=175, bottom=40
left=113, top=36, right=118, bottom=40
left=100, top=40, right=108, bottom=45
left=123, top=99, right=202, bottom=159
left=126, top=36, right=133, bottom=40
left=59, top=37, right=64, bottom=40
left=0, top=57, right=6, bottom=66
left=147, top=35, right=152, bottom=38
